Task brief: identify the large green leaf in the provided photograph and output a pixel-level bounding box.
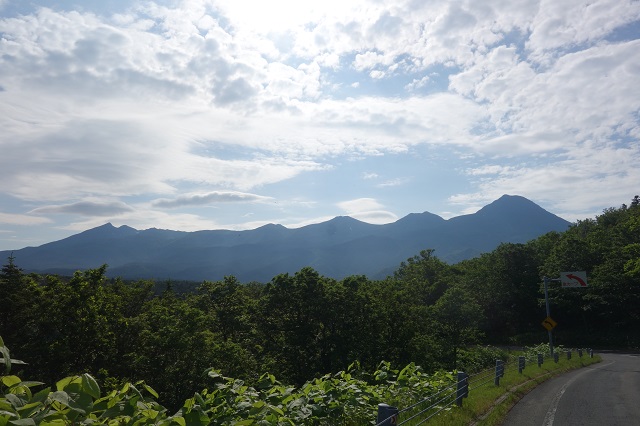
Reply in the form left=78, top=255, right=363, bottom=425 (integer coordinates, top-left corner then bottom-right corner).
left=1, top=377, right=21, bottom=388
left=48, top=391, right=70, bottom=407
left=0, top=410, right=18, bottom=419
left=8, top=419, right=35, bottom=426
left=11, top=382, right=43, bottom=389
left=142, top=384, right=158, bottom=399
left=0, top=347, right=10, bottom=374
left=166, top=416, right=186, bottom=426
left=81, top=374, right=100, bottom=399
left=4, top=394, right=25, bottom=410
left=15, top=401, right=43, bottom=419
left=55, top=377, right=79, bottom=392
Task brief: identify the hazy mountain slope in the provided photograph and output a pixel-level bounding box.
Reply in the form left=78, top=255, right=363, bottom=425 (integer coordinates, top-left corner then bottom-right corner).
left=1, top=195, right=571, bottom=282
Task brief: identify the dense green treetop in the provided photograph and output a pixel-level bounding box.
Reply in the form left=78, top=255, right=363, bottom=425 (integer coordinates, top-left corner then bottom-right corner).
left=0, top=196, right=638, bottom=408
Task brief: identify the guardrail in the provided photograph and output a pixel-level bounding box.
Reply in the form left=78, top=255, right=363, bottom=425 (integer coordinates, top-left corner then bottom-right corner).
left=375, top=347, right=593, bottom=425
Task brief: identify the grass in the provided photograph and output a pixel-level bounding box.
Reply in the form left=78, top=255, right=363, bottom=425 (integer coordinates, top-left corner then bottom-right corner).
left=415, top=351, right=602, bottom=426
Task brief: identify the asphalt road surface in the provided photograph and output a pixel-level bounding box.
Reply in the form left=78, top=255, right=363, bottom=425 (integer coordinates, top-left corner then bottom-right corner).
left=501, top=352, right=640, bottom=426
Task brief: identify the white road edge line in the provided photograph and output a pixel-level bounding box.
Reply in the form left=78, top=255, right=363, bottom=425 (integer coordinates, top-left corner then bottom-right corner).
left=542, top=361, right=615, bottom=426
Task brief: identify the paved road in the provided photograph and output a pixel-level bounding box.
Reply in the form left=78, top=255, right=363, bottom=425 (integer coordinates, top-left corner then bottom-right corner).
left=501, top=352, right=640, bottom=426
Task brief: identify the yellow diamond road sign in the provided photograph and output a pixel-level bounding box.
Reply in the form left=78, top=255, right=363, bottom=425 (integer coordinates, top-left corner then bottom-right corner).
left=542, top=316, right=557, bottom=331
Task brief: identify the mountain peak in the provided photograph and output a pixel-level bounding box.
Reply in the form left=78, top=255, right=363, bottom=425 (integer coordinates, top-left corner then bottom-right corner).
left=478, top=194, right=552, bottom=216
left=77, top=223, right=138, bottom=239
left=1, top=195, right=572, bottom=282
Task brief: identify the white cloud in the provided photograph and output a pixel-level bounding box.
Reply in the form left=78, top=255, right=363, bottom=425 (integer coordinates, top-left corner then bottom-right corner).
left=0, top=212, right=52, bottom=226
left=354, top=51, right=393, bottom=72
left=338, top=198, right=383, bottom=213
left=349, top=210, right=399, bottom=224
left=466, top=165, right=514, bottom=176
left=0, top=0, right=639, bottom=249
left=59, top=210, right=225, bottom=234
left=336, top=198, right=398, bottom=224
left=526, top=0, right=640, bottom=65
left=405, top=76, right=430, bottom=92
left=451, top=142, right=640, bottom=221
left=153, top=191, right=272, bottom=208
left=30, top=201, right=135, bottom=216
left=377, top=178, right=410, bottom=188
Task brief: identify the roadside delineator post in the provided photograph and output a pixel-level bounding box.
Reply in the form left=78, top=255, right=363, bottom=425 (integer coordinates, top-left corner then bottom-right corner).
left=578, top=348, right=583, bottom=357
left=518, top=356, right=525, bottom=374
left=494, top=359, right=504, bottom=385
left=537, top=353, right=543, bottom=367
left=566, top=350, right=571, bottom=360
left=554, top=352, right=559, bottom=363
left=456, top=372, right=469, bottom=407
left=376, top=403, right=398, bottom=425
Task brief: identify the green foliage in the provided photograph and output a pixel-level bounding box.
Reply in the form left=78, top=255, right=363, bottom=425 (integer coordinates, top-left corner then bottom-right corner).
left=1, top=337, right=458, bottom=425
left=457, top=243, right=543, bottom=341
left=456, top=346, right=508, bottom=373
left=540, top=198, right=640, bottom=344
left=1, top=194, right=638, bottom=421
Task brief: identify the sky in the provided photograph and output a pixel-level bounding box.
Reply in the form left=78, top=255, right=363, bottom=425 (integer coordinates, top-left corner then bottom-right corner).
left=1, top=0, right=639, bottom=251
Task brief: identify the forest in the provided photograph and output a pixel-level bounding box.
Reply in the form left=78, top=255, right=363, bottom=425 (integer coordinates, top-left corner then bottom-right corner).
left=1, top=197, right=639, bottom=412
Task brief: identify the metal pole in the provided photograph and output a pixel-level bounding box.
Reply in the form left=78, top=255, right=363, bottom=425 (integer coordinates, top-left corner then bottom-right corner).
left=543, top=276, right=555, bottom=356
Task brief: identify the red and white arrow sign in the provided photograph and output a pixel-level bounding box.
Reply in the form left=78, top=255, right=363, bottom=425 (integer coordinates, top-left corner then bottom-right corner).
left=561, top=271, right=588, bottom=287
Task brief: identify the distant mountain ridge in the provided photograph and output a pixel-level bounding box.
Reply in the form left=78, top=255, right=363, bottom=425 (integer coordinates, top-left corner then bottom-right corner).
left=1, top=195, right=571, bottom=282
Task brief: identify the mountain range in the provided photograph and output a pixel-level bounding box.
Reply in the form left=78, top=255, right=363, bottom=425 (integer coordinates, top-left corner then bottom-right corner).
left=1, top=195, right=571, bottom=282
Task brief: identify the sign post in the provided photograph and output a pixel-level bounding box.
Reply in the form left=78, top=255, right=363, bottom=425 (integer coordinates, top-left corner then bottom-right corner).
left=542, top=271, right=587, bottom=357
left=542, top=276, right=557, bottom=356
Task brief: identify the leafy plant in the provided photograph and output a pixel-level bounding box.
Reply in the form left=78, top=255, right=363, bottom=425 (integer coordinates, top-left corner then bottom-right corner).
left=1, top=337, right=461, bottom=425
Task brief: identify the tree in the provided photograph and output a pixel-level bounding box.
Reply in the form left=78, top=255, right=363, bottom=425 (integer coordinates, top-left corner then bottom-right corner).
left=0, top=255, right=41, bottom=363
left=458, top=243, right=542, bottom=343
left=539, top=201, right=640, bottom=345
left=258, top=267, right=330, bottom=385
left=0, top=254, right=24, bottom=335
left=195, top=276, right=255, bottom=343
left=430, top=286, right=482, bottom=369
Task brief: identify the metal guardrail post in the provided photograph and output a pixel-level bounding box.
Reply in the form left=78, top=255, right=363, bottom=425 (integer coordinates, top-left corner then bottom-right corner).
left=578, top=348, right=583, bottom=357
left=553, top=352, right=559, bottom=363
left=589, top=348, right=594, bottom=358
left=377, top=403, right=398, bottom=425
left=456, top=371, right=468, bottom=407
left=518, top=356, right=525, bottom=374
left=494, top=359, right=504, bottom=386
left=566, top=350, right=571, bottom=360
left=537, top=353, right=543, bottom=367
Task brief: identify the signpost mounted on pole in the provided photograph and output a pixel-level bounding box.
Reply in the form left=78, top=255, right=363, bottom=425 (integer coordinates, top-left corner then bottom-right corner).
left=542, top=271, right=587, bottom=357
left=542, top=276, right=558, bottom=356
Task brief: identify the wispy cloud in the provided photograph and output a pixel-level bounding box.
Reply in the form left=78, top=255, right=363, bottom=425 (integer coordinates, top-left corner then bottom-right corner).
left=152, top=191, right=273, bottom=208
left=377, top=178, right=410, bottom=188
left=0, top=212, right=52, bottom=226
left=337, top=198, right=398, bottom=224
left=30, top=201, right=135, bottom=216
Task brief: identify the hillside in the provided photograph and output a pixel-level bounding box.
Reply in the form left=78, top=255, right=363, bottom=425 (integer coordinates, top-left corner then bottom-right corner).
left=1, top=195, right=570, bottom=282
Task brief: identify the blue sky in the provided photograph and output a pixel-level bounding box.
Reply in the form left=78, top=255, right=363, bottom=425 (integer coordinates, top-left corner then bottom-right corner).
left=1, top=0, right=639, bottom=251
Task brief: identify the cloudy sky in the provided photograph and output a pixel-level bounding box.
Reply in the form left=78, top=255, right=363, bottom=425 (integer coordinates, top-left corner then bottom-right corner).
left=1, top=0, right=639, bottom=251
